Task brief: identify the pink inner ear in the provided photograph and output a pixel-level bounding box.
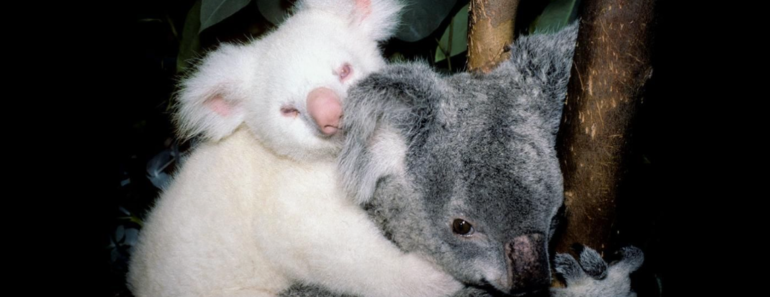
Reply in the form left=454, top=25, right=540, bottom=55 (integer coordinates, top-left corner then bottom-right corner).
left=355, top=0, right=372, bottom=19
left=206, top=95, right=231, bottom=117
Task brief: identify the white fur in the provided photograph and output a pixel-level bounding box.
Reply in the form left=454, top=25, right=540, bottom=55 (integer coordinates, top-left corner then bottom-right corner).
left=174, top=0, right=401, bottom=162
left=128, top=1, right=462, bottom=296
left=128, top=129, right=461, bottom=297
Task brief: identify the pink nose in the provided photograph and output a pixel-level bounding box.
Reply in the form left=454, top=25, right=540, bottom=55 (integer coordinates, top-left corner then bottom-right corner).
left=307, top=87, right=342, bottom=135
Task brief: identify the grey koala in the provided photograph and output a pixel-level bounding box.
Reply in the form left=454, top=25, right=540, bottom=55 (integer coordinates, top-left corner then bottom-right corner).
left=281, top=23, right=643, bottom=297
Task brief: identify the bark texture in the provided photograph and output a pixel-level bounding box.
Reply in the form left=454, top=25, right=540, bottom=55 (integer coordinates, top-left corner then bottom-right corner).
left=554, top=0, right=656, bottom=257
left=466, top=0, right=520, bottom=73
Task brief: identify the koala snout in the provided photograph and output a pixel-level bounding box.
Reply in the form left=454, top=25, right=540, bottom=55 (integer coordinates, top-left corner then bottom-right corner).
left=307, top=87, right=342, bottom=135
left=505, top=233, right=550, bottom=294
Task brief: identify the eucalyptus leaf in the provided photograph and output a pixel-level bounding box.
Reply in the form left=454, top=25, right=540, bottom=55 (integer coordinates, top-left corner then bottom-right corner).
left=111, top=249, right=120, bottom=263
left=530, top=0, right=581, bottom=34
left=200, top=0, right=252, bottom=33
left=147, top=149, right=175, bottom=190
left=396, top=0, right=459, bottom=42
left=137, top=18, right=163, bottom=23
left=120, top=216, right=145, bottom=227
left=389, top=52, right=406, bottom=63
left=434, top=4, right=467, bottom=63
left=177, top=0, right=202, bottom=74
left=130, top=216, right=145, bottom=227
left=257, top=0, right=290, bottom=26
left=124, top=228, right=140, bottom=246
left=115, top=225, right=126, bottom=243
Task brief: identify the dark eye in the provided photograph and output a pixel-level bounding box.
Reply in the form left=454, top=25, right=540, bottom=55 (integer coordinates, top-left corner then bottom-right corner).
left=452, top=219, right=474, bottom=236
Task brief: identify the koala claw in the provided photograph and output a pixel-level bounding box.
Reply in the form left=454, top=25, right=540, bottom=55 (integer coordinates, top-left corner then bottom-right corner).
left=612, top=246, right=644, bottom=273
left=550, top=245, right=643, bottom=297
left=554, top=252, right=586, bottom=284
left=575, top=244, right=608, bottom=279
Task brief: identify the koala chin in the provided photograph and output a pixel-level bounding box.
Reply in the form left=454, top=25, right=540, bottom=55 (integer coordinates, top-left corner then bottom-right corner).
left=126, top=1, right=462, bottom=297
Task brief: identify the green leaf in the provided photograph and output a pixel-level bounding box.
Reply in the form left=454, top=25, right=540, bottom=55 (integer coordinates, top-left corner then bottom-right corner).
left=178, top=0, right=203, bottom=74
left=530, top=0, right=580, bottom=34
left=396, top=0, right=459, bottom=42
left=199, top=0, right=252, bottom=33
left=118, top=216, right=145, bottom=228
left=389, top=52, right=406, bottom=63
left=257, top=0, right=290, bottom=26
left=434, top=4, right=467, bottom=64
left=137, top=18, right=163, bottom=23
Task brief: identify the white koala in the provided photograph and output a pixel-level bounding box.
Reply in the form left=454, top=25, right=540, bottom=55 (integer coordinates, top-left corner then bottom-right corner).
left=126, top=1, right=462, bottom=296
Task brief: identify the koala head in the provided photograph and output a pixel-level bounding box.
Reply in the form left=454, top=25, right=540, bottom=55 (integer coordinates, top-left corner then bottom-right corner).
left=174, top=0, right=402, bottom=161
left=339, top=24, right=578, bottom=295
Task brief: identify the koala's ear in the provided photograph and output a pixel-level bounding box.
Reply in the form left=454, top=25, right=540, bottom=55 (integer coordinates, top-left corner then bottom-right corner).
left=338, top=63, right=443, bottom=204
left=495, top=22, right=579, bottom=141
left=174, top=44, right=254, bottom=142
left=297, top=0, right=403, bottom=41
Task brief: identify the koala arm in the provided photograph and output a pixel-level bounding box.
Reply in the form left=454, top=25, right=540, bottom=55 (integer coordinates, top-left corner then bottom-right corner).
left=291, top=213, right=464, bottom=297
left=279, top=283, right=474, bottom=297
left=279, top=245, right=643, bottom=297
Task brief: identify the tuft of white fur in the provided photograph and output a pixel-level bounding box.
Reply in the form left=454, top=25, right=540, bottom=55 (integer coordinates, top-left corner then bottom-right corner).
left=130, top=1, right=462, bottom=296
left=296, top=0, right=404, bottom=42
left=174, top=43, right=254, bottom=142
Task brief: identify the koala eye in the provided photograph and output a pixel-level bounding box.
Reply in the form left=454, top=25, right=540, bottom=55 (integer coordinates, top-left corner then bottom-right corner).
left=335, top=63, right=352, bottom=82
left=280, top=105, right=299, bottom=118
left=452, top=219, right=474, bottom=236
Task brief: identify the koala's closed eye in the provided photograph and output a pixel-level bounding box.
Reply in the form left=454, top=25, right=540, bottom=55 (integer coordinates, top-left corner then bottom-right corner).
left=281, top=105, right=299, bottom=117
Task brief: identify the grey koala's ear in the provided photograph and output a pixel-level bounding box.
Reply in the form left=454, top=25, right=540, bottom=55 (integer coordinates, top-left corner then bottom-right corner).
left=493, top=22, right=579, bottom=141
left=338, top=62, right=445, bottom=204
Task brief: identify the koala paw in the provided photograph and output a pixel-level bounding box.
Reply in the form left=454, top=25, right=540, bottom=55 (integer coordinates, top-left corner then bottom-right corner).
left=550, top=245, right=644, bottom=297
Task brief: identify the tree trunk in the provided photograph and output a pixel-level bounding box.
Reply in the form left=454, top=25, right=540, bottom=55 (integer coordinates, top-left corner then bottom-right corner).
left=466, top=0, right=520, bottom=73
left=554, top=0, right=656, bottom=257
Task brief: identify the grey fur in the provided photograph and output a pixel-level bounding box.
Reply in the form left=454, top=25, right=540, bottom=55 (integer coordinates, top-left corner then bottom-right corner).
left=281, top=23, right=643, bottom=296
left=578, top=246, right=609, bottom=279
left=550, top=246, right=644, bottom=297
left=339, top=23, right=578, bottom=294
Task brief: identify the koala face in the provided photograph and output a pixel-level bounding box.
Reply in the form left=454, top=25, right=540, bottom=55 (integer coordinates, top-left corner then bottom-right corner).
left=404, top=73, right=565, bottom=294
left=174, top=0, right=401, bottom=161
left=339, top=24, right=578, bottom=295
left=247, top=10, right=389, bottom=160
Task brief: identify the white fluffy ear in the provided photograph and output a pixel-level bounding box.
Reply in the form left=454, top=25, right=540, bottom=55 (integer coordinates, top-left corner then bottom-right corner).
left=297, top=0, right=403, bottom=41
left=174, top=43, right=253, bottom=142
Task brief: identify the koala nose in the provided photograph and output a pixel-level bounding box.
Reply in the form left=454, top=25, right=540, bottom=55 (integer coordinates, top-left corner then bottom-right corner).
left=307, top=87, right=342, bottom=135
left=505, top=233, right=550, bottom=294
